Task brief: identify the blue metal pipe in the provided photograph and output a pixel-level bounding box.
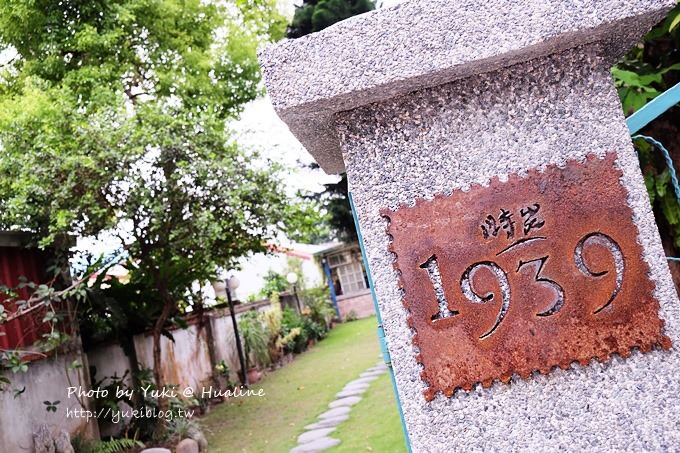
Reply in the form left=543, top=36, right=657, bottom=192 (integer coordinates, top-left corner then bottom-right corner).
left=349, top=191, right=413, bottom=452
left=323, top=259, right=341, bottom=319
left=627, top=82, right=680, bottom=135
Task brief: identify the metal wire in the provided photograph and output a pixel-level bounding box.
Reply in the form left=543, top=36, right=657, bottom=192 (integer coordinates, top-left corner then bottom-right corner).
left=633, top=134, right=680, bottom=203
left=632, top=135, right=680, bottom=262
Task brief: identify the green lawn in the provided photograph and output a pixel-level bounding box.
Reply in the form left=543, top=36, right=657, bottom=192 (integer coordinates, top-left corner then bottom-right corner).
left=330, top=372, right=407, bottom=453
left=201, top=316, right=404, bottom=452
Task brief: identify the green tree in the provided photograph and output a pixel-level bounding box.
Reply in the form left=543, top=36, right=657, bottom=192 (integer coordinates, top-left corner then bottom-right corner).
left=287, top=0, right=376, bottom=38
left=0, top=0, right=297, bottom=402
left=613, top=3, right=680, bottom=114
left=260, top=270, right=289, bottom=298
left=305, top=169, right=357, bottom=242
left=287, top=1, right=375, bottom=242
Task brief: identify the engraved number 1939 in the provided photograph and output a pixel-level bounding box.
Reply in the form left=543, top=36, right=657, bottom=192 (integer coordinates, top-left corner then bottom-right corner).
left=419, top=232, right=624, bottom=339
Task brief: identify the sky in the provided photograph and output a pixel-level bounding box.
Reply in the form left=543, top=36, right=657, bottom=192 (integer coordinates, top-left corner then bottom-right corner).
left=230, top=96, right=338, bottom=195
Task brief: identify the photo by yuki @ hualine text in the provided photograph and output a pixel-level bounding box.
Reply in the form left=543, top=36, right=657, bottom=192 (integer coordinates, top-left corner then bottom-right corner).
left=67, top=385, right=266, bottom=401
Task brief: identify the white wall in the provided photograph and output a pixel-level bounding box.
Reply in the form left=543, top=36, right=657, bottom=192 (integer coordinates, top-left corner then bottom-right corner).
left=0, top=349, right=99, bottom=450
left=87, top=302, right=273, bottom=395
left=88, top=342, right=133, bottom=387
left=229, top=252, right=324, bottom=301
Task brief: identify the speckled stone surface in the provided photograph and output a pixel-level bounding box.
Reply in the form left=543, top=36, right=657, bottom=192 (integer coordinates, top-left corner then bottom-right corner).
left=259, top=0, right=674, bottom=173
left=334, top=44, right=680, bottom=452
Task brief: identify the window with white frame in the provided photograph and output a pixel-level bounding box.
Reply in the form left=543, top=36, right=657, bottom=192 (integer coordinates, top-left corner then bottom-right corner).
left=337, top=260, right=367, bottom=294
left=327, top=249, right=368, bottom=295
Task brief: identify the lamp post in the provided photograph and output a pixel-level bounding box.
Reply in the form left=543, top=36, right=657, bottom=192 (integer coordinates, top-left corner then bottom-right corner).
left=226, top=275, right=248, bottom=387
left=286, top=272, right=301, bottom=313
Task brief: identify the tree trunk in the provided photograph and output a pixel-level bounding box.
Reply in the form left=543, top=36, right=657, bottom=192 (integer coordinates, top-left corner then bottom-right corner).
left=120, top=333, right=143, bottom=407
left=152, top=294, right=174, bottom=410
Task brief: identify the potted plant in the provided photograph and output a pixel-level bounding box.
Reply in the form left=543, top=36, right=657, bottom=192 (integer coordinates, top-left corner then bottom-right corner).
left=238, top=311, right=270, bottom=383
left=303, top=286, right=336, bottom=331
left=263, top=297, right=283, bottom=366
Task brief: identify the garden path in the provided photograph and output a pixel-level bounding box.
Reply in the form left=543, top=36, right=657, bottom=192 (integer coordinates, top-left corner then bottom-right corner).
left=289, top=361, right=388, bottom=453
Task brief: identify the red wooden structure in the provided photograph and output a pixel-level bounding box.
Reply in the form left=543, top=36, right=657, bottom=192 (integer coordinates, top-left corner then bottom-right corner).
left=0, top=233, right=52, bottom=352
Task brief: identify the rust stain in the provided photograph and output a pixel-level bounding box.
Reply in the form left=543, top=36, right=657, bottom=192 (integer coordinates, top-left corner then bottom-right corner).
left=382, top=152, right=671, bottom=401
left=162, top=340, right=182, bottom=387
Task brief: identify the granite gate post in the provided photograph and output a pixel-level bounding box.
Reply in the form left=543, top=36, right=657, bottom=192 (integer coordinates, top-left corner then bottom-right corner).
left=260, top=1, right=680, bottom=450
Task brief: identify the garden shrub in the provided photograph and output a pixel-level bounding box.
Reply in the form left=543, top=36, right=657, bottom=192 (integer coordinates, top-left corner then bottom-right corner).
left=238, top=311, right=271, bottom=369
left=281, top=308, right=309, bottom=354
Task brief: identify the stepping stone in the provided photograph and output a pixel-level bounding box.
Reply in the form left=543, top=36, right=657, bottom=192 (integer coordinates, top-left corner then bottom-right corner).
left=298, top=428, right=335, bottom=444
left=360, top=370, right=384, bottom=378
left=342, top=386, right=369, bottom=395
left=345, top=378, right=369, bottom=386
left=176, top=439, right=199, bottom=453
left=304, top=415, right=349, bottom=430
left=336, top=388, right=367, bottom=398
left=354, top=376, right=378, bottom=384
left=318, top=406, right=351, bottom=420
left=344, top=380, right=370, bottom=389
left=329, top=396, right=362, bottom=408
left=290, top=437, right=341, bottom=453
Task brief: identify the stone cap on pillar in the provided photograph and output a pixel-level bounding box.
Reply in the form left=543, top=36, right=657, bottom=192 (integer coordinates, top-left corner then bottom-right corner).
left=258, top=0, right=674, bottom=174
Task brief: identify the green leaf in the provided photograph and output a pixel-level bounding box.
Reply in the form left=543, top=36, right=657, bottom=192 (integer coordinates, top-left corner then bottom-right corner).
left=660, top=63, right=680, bottom=75
left=669, top=11, right=680, bottom=32
left=657, top=170, right=671, bottom=198
left=612, top=68, right=662, bottom=87
left=11, top=363, right=28, bottom=373
left=660, top=193, right=680, bottom=225
left=619, top=87, right=657, bottom=115
left=42, top=311, right=57, bottom=323
left=644, top=173, right=656, bottom=204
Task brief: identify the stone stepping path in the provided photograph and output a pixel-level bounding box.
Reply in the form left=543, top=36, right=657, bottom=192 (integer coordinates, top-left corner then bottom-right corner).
left=290, top=361, right=388, bottom=453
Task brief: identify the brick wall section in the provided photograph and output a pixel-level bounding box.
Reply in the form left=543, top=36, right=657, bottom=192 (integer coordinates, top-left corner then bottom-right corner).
left=337, top=290, right=375, bottom=319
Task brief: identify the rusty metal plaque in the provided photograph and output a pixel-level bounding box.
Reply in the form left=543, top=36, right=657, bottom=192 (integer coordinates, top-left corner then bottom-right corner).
left=382, top=152, right=671, bottom=401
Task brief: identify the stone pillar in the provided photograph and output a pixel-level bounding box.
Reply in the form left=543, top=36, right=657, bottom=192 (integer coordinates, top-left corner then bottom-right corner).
left=260, top=1, right=680, bottom=450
